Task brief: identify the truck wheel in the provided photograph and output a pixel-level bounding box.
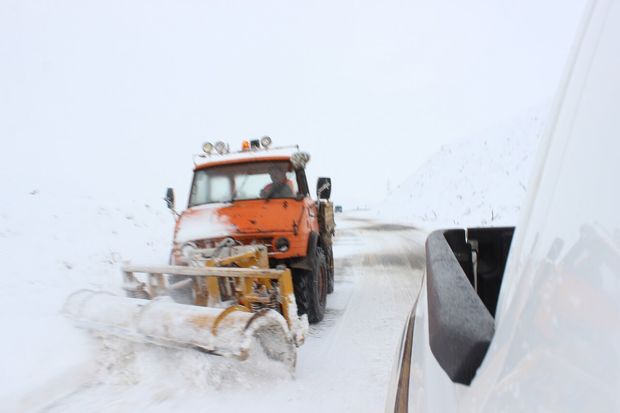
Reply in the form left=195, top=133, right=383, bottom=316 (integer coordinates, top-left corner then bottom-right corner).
left=293, top=246, right=328, bottom=323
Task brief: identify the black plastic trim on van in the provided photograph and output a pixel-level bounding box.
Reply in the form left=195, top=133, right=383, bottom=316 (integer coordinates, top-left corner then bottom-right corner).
left=425, top=227, right=514, bottom=385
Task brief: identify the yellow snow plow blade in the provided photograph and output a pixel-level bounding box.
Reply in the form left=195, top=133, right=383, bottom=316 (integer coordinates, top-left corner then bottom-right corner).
left=63, top=245, right=307, bottom=371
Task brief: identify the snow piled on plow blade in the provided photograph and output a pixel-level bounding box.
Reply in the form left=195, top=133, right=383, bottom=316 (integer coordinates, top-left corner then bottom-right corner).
left=63, top=290, right=297, bottom=373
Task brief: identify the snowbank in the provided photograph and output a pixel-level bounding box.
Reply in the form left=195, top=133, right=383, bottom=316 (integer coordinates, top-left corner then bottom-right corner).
left=371, top=107, right=548, bottom=229
left=0, top=190, right=173, bottom=409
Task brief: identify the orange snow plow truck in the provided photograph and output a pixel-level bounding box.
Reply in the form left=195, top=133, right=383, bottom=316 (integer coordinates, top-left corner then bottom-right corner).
left=63, top=137, right=335, bottom=371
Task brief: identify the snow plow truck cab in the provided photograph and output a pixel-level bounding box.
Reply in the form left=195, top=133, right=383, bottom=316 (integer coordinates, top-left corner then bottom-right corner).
left=166, top=138, right=336, bottom=323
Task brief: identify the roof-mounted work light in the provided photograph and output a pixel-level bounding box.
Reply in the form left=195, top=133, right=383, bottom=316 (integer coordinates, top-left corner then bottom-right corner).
left=260, top=136, right=272, bottom=148
left=202, top=142, right=214, bottom=154
left=214, top=141, right=228, bottom=155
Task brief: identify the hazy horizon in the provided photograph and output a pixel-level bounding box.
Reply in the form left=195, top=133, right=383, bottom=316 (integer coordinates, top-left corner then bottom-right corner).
left=1, top=0, right=587, bottom=207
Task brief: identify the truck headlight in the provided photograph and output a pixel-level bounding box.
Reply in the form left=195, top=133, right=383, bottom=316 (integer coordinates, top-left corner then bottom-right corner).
left=274, top=237, right=290, bottom=252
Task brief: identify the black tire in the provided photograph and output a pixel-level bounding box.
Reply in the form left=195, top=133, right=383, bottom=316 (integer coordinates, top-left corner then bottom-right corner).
left=292, top=246, right=328, bottom=323
left=326, top=245, right=335, bottom=294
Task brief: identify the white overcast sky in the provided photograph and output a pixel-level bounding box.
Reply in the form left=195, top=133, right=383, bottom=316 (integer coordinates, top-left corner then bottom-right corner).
left=1, top=0, right=586, bottom=207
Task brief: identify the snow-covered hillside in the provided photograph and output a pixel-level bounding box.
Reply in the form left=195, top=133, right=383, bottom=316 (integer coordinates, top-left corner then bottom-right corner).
left=0, top=192, right=174, bottom=302
left=0, top=191, right=173, bottom=408
left=372, top=108, right=548, bottom=229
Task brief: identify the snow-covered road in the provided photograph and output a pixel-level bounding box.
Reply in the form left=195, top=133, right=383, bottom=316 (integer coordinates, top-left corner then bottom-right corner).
left=17, top=216, right=425, bottom=413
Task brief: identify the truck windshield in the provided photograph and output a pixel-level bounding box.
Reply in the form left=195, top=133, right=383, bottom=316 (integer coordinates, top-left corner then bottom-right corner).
left=189, top=161, right=298, bottom=207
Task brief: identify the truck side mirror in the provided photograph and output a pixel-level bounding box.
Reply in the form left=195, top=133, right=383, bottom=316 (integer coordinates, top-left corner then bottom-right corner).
left=165, top=187, right=175, bottom=210
left=317, top=177, right=332, bottom=200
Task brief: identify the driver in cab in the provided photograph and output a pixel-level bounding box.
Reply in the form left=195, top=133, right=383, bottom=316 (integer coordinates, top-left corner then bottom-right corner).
left=260, top=166, right=295, bottom=198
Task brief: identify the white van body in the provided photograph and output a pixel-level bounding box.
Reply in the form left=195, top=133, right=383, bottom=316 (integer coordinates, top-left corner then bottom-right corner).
left=388, top=0, right=620, bottom=411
